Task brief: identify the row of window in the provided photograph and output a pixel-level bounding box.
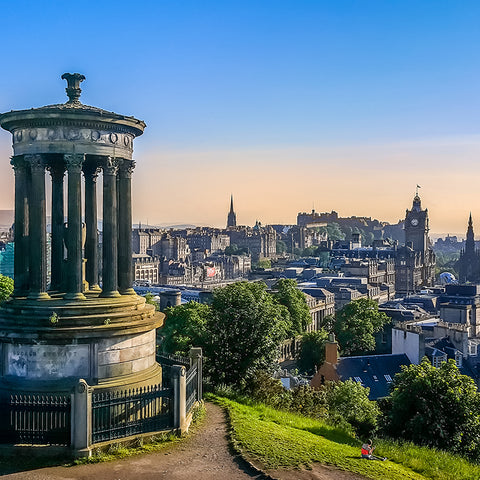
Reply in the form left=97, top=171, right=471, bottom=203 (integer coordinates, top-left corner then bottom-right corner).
left=353, top=374, right=392, bottom=385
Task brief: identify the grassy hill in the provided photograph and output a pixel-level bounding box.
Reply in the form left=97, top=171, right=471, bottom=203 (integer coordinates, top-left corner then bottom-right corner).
left=208, top=394, right=480, bottom=480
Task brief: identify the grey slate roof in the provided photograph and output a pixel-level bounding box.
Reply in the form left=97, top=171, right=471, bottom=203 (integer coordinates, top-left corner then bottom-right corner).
left=336, top=353, right=410, bottom=399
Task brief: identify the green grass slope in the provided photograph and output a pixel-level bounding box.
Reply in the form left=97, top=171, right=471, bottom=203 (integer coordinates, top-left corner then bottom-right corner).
left=209, top=395, right=480, bottom=480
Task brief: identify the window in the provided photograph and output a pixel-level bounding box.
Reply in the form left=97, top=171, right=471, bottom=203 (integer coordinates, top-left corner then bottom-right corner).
left=432, top=355, right=447, bottom=368
left=353, top=376, right=363, bottom=383
left=384, top=375, right=392, bottom=382
left=469, top=343, right=478, bottom=356
left=455, top=353, right=463, bottom=368
left=372, top=375, right=378, bottom=382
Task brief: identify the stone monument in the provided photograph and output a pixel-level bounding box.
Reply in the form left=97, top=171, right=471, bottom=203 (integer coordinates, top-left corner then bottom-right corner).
left=0, top=74, right=164, bottom=397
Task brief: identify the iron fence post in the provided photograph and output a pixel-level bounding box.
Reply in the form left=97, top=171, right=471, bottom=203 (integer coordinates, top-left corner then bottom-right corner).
left=189, top=347, right=203, bottom=401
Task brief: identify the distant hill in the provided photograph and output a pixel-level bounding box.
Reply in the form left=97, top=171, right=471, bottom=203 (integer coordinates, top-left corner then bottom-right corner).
left=133, top=223, right=197, bottom=230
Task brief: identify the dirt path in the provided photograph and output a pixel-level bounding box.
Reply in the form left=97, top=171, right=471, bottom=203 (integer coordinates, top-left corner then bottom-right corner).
left=1, top=403, right=367, bottom=480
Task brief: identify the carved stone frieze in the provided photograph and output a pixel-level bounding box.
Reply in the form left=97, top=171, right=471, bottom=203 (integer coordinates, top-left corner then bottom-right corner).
left=11, top=126, right=134, bottom=153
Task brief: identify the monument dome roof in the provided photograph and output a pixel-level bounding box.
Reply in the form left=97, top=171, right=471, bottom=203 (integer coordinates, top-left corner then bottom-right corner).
left=0, top=73, right=145, bottom=137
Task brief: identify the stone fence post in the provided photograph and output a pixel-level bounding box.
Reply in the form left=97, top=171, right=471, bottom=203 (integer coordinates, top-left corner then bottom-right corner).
left=189, top=347, right=203, bottom=401
left=171, top=365, right=186, bottom=433
left=71, top=378, right=92, bottom=456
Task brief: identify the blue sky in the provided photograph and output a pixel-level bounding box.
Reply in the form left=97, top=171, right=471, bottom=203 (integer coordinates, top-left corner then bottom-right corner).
left=0, top=1, right=479, bottom=233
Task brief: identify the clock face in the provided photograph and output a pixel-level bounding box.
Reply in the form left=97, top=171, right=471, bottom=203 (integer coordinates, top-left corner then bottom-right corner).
left=411, top=218, right=419, bottom=226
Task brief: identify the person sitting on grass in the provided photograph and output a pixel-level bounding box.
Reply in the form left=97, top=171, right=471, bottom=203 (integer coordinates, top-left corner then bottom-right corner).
left=361, top=439, right=386, bottom=461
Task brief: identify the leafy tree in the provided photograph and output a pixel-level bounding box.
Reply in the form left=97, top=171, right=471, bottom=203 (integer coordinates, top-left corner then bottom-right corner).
left=302, top=246, right=317, bottom=257
left=224, top=244, right=249, bottom=256
left=325, top=380, right=380, bottom=437
left=144, top=292, right=160, bottom=311
left=320, top=223, right=345, bottom=241
left=276, top=240, right=287, bottom=254
left=297, top=330, right=329, bottom=374
left=384, top=358, right=480, bottom=460
left=0, top=274, right=13, bottom=303
left=205, top=281, right=289, bottom=386
left=334, top=298, right=389, bottom=356
left=273, top=278, right=311, bottom=335
left=321, top=314, right=336, bottom=332
left=160, top=301, right=210, bottom=356
left=253, top=259, right=271, bottom=269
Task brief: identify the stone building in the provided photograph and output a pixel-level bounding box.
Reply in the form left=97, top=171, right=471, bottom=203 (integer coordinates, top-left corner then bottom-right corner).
left=187, top=228, right=230, bottom=254
left=228, top=223, right=277, bottom=262
left=395, top=193, right=436, bottom=294
left=132, top=253, right=160, bottom=285
left=457, top=214, right=480, bottom=283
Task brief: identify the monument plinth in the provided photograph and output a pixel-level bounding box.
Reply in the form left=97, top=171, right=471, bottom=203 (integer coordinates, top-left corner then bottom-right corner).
left=0, top=74, right=164, bottom=395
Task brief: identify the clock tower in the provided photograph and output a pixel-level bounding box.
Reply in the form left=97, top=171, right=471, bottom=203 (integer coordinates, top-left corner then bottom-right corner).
left=405, top=193, right=429, bottom=252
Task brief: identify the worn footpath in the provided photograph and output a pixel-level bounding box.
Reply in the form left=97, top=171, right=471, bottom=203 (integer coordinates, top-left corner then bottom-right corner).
left=1, top=403, right=367, bottom=480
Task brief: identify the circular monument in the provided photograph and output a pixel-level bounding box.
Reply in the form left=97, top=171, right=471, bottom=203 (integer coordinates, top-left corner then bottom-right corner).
left=0, top=74, right=164, bottom=396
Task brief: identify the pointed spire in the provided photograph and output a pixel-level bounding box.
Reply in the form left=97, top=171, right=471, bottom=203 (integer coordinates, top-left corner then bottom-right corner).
left=466, top=212, right=475, bottom=253
left=227, top=194, right=237, bottom=228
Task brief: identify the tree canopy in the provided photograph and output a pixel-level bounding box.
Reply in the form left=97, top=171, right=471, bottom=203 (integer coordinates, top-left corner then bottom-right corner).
left=159, top=281, right=290, bottom=387
left=273, top=278, right=311, bottom=335
left=297, top=330, right=329, bottom=374
left=325, top=379, right=380, bottom=437
left=160, top=301, right=210, bottom=356
left=334, top=298, right=389, bottom=356
left=205, top=281, right=289, bottom=386
left=384, top=358, right=480, bottom=461
left=0, top=275, right=13, bottom=304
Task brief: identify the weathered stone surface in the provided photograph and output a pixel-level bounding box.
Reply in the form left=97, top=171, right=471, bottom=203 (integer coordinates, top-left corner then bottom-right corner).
left=6, top=344, right=90, bottom=379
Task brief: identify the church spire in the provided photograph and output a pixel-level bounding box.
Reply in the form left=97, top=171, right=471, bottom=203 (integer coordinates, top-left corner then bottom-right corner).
left=227, top=194, right=237, bottom=228
left=466, top=213, right=475, bottom=254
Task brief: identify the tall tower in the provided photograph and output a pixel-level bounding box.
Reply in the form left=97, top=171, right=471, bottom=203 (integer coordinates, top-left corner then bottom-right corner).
left=465, top=213, right=475, bottom=255
left=457, top=213, right=480, bottom=283
left=404, top=193, right=429, bottom=252
left=227, top=194, right=237, bottom=228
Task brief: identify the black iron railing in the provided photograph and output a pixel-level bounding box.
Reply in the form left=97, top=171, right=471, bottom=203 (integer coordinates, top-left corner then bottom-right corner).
left=91, top=385, right=173, bottom=444
left=185, top=364, right=198, bottom=413
left=0, top=393, right=71, bottom=446
left=156, top=352, right=190, bottom=367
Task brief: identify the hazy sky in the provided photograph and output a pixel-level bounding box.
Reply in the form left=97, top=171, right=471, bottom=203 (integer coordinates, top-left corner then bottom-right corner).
left=1, top=1, right=479, bottom=235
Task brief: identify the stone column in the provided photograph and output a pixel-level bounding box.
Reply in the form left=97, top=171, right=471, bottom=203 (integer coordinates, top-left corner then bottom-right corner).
left=171, top=365, right=187, bottom=433
left=100, top=157, right=120, bottom=298
left=64, top=153, right=86, bottom=300
left=48, top=160, right=65, bottom=292
left=117, top=159, right=136, bottom=295
left=10, top=156, right=29, bottom=296
left=71, top=379, right=92, bottom=455
left=83, top=162, right=101, bottom=292
left=25, top=154, right=50, bottom=300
